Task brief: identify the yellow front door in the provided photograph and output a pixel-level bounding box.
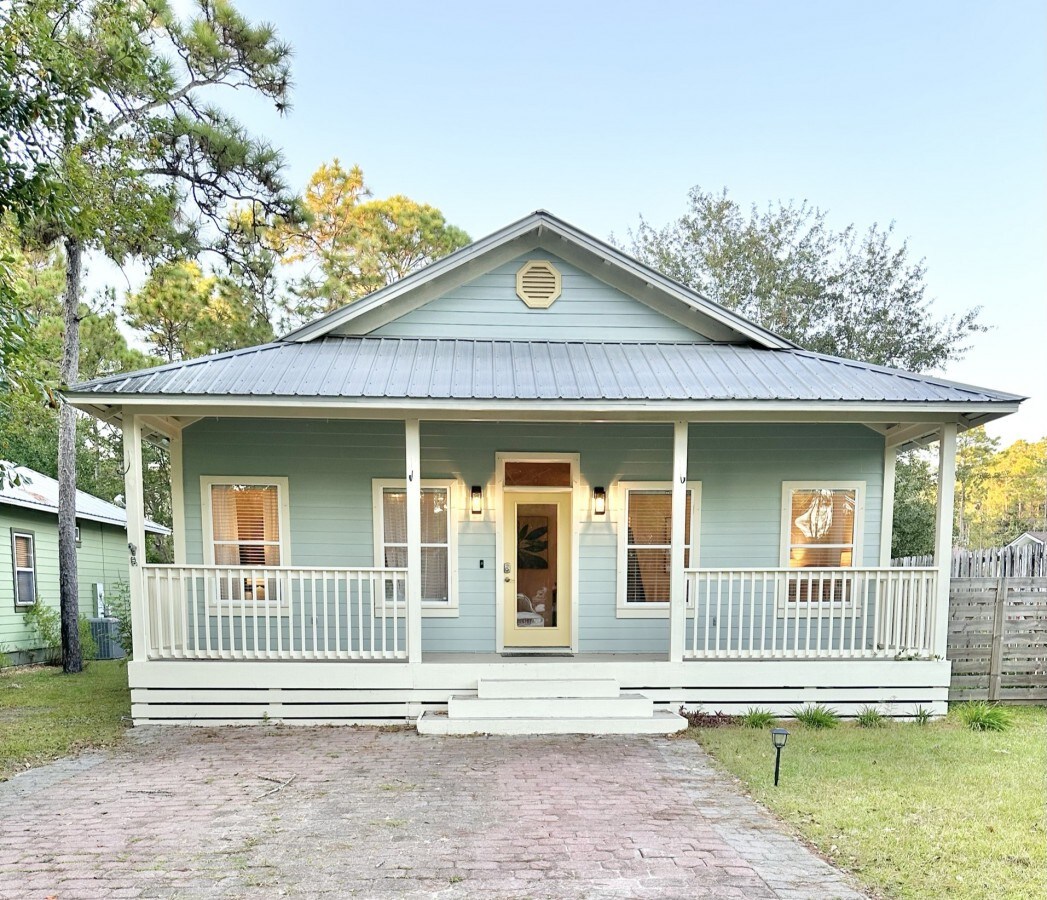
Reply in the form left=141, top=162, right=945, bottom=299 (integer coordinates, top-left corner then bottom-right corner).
left=503, top=491, right=572, bottom=648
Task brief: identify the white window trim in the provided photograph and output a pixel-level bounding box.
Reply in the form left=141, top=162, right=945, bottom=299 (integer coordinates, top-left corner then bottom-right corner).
left=200, top=476, right=292, bottom=608
left=615, top=481, right=701, bottom=619
left=778, top=480, right=865, bottom=613
left=11, top=529, right=36, bottom=608
left=372, top=478, right=459, bottom=618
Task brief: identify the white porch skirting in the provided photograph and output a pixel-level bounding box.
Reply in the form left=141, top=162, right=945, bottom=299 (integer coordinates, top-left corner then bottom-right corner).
left=127, top=657, right=952, bottom=725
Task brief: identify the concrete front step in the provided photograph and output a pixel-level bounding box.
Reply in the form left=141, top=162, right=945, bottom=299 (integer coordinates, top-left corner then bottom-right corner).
left=477, top=677, right=620, bottom=699
left=448, top=693, right=652, bottom=720
left=416, top=709, right=687, bottom=736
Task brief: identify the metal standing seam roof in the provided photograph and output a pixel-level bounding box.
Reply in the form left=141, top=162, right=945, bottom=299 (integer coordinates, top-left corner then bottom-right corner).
left=0, top=464, right=170, bottom=533
left=65, top=337, right=1024, bottom=406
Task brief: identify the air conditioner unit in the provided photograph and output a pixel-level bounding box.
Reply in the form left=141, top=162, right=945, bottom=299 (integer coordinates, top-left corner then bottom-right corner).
left=88, top=617, right=125, bottom=660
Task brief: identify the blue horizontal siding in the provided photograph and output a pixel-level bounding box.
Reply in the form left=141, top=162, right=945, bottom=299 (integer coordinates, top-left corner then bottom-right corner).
left=363, top=250, right=707, bottom=342
left=182, top=420, right=885, bottom=654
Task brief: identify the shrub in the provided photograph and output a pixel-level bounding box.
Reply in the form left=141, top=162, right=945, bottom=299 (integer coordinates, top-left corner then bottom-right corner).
left=23, top=600, right=61, bottom=663
left=911, top=705, right=933, bottom=725
left=740, top=707, right=777, bottom=729
left=109, top=579, right=133, bottom=658
left=855, top=705, right=887, bottom=728
left=679, top=706, right=740, bottom=728
left=78, top=617, right=97, bottom=661
left=956, top=701, right=1013, bottom=732
left=23, top=601, right=97, bottom=663
left=791, top=703, right=839, bottom=729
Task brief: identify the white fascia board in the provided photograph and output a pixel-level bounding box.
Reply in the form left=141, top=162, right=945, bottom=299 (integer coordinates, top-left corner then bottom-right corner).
left=63, top=394, right=1021, bottom=422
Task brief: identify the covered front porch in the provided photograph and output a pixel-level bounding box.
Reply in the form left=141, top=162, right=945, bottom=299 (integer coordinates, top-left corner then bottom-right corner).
left=108, top=410, right=961, bottom=723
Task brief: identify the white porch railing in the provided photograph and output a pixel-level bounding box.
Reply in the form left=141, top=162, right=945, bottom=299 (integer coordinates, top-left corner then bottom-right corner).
left=683, top=567, right=938, bottom=659
left=143, top=565, right=409, bottom=661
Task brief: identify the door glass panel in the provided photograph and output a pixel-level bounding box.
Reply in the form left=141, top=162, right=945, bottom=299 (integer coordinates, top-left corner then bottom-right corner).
left=515, top=503, right=557, bottom=628
left=504, top=461, right=571, bottom=488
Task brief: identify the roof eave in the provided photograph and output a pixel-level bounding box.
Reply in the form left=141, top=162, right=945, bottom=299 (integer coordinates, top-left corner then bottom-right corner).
left=0, top=495, right=170, bottom=533
left=61, top=392, right=1022, bottom=421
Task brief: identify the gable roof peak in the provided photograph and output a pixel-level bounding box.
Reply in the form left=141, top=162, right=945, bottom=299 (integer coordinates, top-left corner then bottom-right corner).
left=280, top=210, right=796, bottom=350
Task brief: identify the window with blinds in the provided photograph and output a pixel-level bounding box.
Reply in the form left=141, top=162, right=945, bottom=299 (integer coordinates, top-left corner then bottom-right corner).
left=210, top=483, right=283, bottom=567
left=11, top=530, right=36, bottom=607
left=781, top=482, right=864, bottom=603
left=785, top=487, right=858, bottom=569
left=622, top=487, right=694, bottom=605
left=380, top=485, right=450, bottom=603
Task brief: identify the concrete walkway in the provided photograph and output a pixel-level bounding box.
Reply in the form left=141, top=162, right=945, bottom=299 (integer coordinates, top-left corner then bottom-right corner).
left=0, top=727, right=866, bottom=899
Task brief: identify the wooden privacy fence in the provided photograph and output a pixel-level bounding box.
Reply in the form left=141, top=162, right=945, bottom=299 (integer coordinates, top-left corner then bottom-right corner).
left=894, top=543, right=1046, bottom=577
left=947, top=575, right=1047, bottom=703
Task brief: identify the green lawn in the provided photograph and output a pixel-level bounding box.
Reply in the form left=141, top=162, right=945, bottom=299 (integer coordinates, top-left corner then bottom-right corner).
left=693, top=707, right=1046, bottom=900
left=0, top=660, right=131, bottom=781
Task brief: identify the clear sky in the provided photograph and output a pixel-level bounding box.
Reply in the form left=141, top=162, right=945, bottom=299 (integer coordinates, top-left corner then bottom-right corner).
left=156, top=1, right=1047, bottom=441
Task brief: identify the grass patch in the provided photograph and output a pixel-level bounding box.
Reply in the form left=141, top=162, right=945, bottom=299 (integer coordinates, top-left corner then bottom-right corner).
left=0, top=661, right=130, bottom=781
left=740, top=707, right=777, bottom=729
left=855, top=705, right=887, bottom=729
left=791, top=702, right=839, bottom=728
left=955, top=701, right=1013, bottom=732
left=692, top=706, right=1046, bottom=900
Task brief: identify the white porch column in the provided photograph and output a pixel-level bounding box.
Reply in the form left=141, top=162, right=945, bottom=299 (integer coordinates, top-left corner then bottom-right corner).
left=669, top=420, right=689, bottom=662
left=879, top=443, right=897, bottom=565
left=933, top=423, right=958, bottom=656
left=122, top=414, right=148, bottom=660
left=169, top=430, right=186, bottom=564
left=404, top=419, right=423, bottom=663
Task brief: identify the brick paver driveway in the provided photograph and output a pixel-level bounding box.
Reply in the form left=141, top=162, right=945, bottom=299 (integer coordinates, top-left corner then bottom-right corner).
left=1, top=727, right=865, bottom=899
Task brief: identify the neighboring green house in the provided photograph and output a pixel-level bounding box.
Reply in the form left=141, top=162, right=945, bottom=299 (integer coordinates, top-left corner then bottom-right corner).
left=1, top=464, right=169, bottom=664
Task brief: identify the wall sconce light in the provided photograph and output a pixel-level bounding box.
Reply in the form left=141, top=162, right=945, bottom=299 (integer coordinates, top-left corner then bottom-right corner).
left=470, top=485, right=483, bottom=515
left=771, top=727, right=789, bottom=786
left=592, top=486, right=607, bottom=516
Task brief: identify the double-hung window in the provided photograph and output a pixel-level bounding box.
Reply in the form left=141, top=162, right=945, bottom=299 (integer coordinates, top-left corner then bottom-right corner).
left=202, top=477, right=290, bottom=602
left=616, top=482, right=700, bottom=617
left=373, top=479, right=457, bottom=616
left=780, top=481, right=864, bottom=604
left=11, top=530, right=36, bottom=608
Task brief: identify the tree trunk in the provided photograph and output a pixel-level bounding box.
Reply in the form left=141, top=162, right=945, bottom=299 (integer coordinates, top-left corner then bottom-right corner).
left=59, top=237, right=82, bottom=674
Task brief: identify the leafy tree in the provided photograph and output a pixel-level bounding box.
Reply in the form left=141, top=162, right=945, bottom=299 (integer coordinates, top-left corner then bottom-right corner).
left=891, top=452, right=936, bottom=559
left=954, top=427, right=1000, bottom=547
left=627, top=186, right=984, bottom=371
left=11, top=0, right=300, bottom=672
left=125, top=260, right=273, bottom=361
left=963, top=438, right=1047, bottom=547
left=276, top=159, right=470, bottom=321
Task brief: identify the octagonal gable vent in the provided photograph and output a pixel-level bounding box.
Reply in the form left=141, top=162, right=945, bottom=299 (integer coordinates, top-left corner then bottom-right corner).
left=516, top=260, right=562, bottom=308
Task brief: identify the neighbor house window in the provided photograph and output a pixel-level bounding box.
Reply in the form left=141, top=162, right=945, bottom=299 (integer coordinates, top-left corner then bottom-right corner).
left=780, top=482, right=864, bottom=603
left=373, top=480, right=457, bottom=614
left=202, top=477, right=289, bottom=602
left=11, top=530, right=36, bottom=608
left=616, top=482, right=700, bottom=616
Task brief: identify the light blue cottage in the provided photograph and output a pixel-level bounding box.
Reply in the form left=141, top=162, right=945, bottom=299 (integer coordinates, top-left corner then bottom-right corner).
left=65, top=212, right=1022, bottom=732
